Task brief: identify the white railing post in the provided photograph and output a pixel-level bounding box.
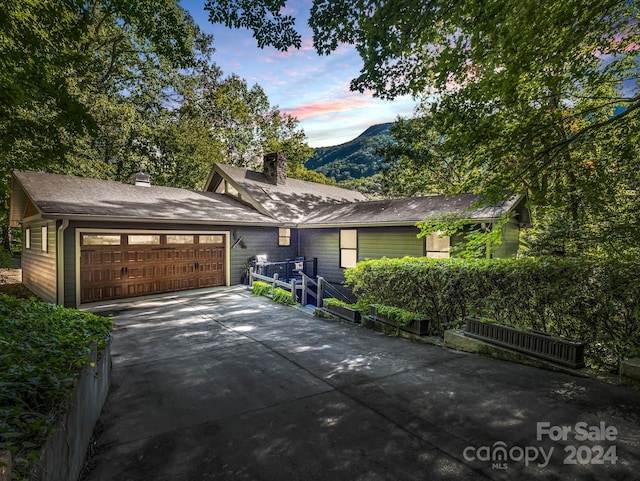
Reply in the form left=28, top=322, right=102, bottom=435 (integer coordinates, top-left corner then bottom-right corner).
left=291, top=278, right=297, bottom=304
left=249, top=266, right=254, bottom=286
left=317, top=276, right=325, bottom=308
left=272, top=273, right=279, bottom=290
left=302, top=274, right=308, bottom=306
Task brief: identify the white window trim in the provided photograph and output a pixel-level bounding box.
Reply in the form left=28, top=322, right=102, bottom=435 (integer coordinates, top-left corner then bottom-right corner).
left=41, top=225, right=48, bottom=253
left=278, top=228, right=291, bottom=247
left=339, top=229, right=358, bottom=268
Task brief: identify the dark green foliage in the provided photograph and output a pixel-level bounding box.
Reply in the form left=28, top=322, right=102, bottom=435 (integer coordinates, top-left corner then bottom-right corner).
left=306, top=123, right=392, bottom=181
left=345, top=257, right=640, bottom=371
left=0, top=294, right=112, bottom=475
left=0, top=283, right=34, bottom=299
left=205, top=0, right=301, bottom=51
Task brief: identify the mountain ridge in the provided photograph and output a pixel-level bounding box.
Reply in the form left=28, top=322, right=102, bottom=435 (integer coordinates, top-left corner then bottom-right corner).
left=306, top=122, right=393, bottom=181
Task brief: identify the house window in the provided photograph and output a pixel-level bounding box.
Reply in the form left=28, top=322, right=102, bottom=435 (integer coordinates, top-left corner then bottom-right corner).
left=25, top=227, right=31, bottom=249
left=199, top=234, right=224, bottom=244
left=82, top=234, right=121, bottom=246
left=279, top=228, right=291, bottom=246
left=340, top=229, right=358, bottom=268
left=128, top=235, right=160, bottom=245
left=41, top=226, right=48, bottom=253
left=167, top=235, right=194, bottom=244
left=425, top=232, right=450, bottom=258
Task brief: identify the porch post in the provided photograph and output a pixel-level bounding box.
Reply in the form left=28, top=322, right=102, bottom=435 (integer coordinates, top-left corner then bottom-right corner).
left=317, top=276, right=325, bottom=308
left=302, top=275, right=308, bottom=306
left=291, top=278, right=297, bottom=304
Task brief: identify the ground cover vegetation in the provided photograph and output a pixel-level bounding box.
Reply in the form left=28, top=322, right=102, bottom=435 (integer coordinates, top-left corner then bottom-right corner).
left=0, top=294, right=112, bottom=478
left=345, top=257, right=640, bottom=372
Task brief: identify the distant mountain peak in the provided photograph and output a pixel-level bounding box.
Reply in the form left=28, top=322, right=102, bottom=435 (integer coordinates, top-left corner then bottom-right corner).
left=306, top=122, right=393, bottom=181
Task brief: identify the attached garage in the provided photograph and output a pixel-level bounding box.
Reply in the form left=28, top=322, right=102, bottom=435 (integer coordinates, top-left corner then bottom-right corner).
left=10, top=171, right=284, bottom=307
left=79, top=231, right=227, bottom=303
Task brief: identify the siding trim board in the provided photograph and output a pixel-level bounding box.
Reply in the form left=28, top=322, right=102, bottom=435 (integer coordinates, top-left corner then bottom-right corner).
left=41, top=214, right=276, bottom=227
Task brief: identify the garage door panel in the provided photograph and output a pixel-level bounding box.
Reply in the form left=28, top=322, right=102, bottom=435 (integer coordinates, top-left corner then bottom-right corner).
left=81, top=232, right=226, bottom=303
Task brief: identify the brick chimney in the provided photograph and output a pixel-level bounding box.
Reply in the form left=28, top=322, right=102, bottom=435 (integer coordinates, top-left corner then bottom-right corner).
left=263, top=153, right=287, bottom=185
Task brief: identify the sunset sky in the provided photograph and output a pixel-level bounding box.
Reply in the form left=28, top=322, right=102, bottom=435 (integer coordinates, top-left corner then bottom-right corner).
left=180, top=1, right=417, bottom=147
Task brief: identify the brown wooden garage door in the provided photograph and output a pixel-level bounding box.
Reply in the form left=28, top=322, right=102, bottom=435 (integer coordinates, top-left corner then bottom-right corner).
left=80, top=232, right=226, bottom=303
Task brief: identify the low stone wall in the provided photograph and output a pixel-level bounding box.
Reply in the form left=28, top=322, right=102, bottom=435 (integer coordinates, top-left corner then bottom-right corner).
left=30, top=341, right=111, bottom=481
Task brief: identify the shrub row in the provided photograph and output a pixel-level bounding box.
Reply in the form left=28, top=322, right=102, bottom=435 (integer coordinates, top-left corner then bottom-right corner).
left=252, top=281, right=296, bottom=305
left=344, top=257, right=640, bottom=371
left=0, top=294, right=112, bottom=477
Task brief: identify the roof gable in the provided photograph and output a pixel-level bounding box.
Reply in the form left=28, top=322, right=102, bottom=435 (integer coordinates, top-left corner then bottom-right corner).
left=204, top=162, right=366, bottom=222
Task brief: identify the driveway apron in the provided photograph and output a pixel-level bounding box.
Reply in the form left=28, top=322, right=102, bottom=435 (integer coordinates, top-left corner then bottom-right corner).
left=83, top=286, right=640, bottom=481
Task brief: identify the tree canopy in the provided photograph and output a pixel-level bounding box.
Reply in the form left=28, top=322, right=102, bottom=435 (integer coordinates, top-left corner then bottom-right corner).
left=206, top=0, right=640, bottom=258
left=1, top=0, right=320, bottom=255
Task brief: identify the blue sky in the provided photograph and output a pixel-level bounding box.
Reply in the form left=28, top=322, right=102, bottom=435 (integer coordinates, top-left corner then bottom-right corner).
left=179, top=1, right=417, bottom=147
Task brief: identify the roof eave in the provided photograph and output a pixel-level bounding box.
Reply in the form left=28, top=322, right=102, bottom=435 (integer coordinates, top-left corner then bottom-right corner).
left=39, top=213, right=280, bottom=227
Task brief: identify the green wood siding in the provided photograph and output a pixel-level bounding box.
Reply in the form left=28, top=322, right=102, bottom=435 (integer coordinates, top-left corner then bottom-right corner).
left=493, top=220, right=520, bottom=258
left=358, top=227, right=424, bottom=260
left=22, top=220, right=57, bottom=303
left=229, top=226, right=297, bottom=283
left=300, top=226, right=425, bottom=284
left=299, top=229, right=343, bottom=283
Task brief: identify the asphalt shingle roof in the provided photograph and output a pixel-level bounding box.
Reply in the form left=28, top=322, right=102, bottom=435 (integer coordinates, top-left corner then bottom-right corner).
left=12, top=171, right=279, bottom=225
left=302, top=194, right=524, bottom=226
left=212, top=163, right=366, bottom=222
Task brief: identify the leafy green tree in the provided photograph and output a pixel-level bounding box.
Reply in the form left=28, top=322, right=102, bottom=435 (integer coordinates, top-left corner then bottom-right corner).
left=205, top=0, right=640, bottom=257
left=1, top=0, right=197, bottom=251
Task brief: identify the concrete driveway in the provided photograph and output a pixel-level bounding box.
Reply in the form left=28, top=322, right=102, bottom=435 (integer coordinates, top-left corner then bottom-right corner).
left=83, top=286, right=640, bottom=481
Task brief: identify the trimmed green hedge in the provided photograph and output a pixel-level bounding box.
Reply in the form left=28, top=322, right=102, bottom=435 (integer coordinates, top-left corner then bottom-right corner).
left=345, top=257, right=640, bottom=371
left=252, top=281, right=272, bottom=297
left=0, top=294, right=112, bottom=475
left=374, top=305, right=426, bottom=327
left=272, top=287, right=295, bottom=305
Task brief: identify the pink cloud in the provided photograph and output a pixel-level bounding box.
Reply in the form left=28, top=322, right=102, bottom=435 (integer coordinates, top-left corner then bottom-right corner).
left=300, top=38, right=315, bottom=51
left=282, top=98, right=371, bottom=119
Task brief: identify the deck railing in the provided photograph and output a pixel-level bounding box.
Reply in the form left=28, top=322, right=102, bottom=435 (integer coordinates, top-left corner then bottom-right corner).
left=249, top=269, right=326, bottom=308
left=251, top=258, right=317, bottom=282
